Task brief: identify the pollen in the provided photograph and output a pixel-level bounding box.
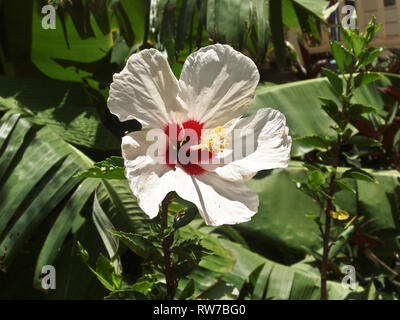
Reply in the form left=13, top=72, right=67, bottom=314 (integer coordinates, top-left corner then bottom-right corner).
left=194, top=126, right=229, bottom=154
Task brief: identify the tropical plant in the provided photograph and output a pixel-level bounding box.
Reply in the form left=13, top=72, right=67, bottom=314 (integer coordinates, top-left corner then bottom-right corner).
left=0, top=0, right=399, bottom=301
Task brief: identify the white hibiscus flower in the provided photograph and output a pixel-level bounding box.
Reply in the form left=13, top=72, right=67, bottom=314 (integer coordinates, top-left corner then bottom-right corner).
left=108, top=44, right=292, bottom=226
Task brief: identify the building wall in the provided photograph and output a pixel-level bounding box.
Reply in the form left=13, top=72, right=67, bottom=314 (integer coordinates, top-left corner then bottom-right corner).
left=291, top=0, right=400, bottom=55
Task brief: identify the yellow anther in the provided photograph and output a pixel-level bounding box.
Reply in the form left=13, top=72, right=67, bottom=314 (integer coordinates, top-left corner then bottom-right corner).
left=192, top=125, right=229, bottom=153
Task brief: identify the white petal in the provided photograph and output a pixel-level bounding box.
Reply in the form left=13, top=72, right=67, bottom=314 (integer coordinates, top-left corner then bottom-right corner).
left=213, top=108, right=292, bottom=181
left=122, top=130, right=175, bottom=218
left=108, top=49, right=186, bottom=128
left=178, top=44, right=259, bottom=128
left=174, top=168, right=259, bottom=226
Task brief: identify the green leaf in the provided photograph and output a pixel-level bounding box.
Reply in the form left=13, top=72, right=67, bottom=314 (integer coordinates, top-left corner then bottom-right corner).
left=77, top=241, right=89, bottom=264
left=269, top=0, right=285, bottom=68
left=333, top=180, right=356, bottom=194
left=105, top=289, right=147, bottom=300
left=361, top=280, right=377, bottom=300
left=172, top=238, right=207, bottom=264
left=176, top=0, right=198, bottom=51
left=304, top=214, right=320, bottom=221
left=331, top=41, right=352, bottom=74
left=108, top=230, right=159, bottom=260
left=92, top=193, right=121, bottom=273
left=351, top=34, right=366, bottom=57
left=252, top=263, right=273, bottom=299
left=131, top=274, right=158, bottom=296
left=341, top=168, right=378, bottom=184
left=294, top=135, right=332, bottom=151
left=33, top=178, right=99, bottom=291
left=110, top=33, right=131, bottom=66
left=74, top=156, right=125, bottom=179
left=358, top=48, right=383, bottom=67
left=340, top=27, right=365, bottom=56
left=322, top=68, right=343, bottom=95
left=0, top=136, right=83, bottom=270
left=292, top=0, right=336, bottom=20
left=0, top=115, right=32, bottom=182
left=346, top=104, right=378, bottom=117
left=177, top=225, right=236, bottom=276
left=178, top=278, right=195, bottom=300
left=0, top=113, right=20, bottom=150
left=174, top=206, right=198, bottom=230
left=220, top=239, right=357, bottom=300
left=347, top=135, right=381, bottom=148
left=354, top=72, right=383, bottom=89
left=239, top=162, right=399, bottom=256
left=319, top=97, right=342, bottom=125
left=306, top=169, right=326, bottom=191
left=0, top=76, right=120, bottom=150
left=328, top=225, right=355, bottom=260
left=248, top=73, right=397, bottom=157
left=94, top=253, right=118, bottom=291
left=0, top=113, right=146, bottom=297
left=364, top=17, right=382, bottom=43
left=329, top=209, right=350, bottom=221
left=340, top=27, right=353, bottom=52
left=78, top=249, right=121, bottom=292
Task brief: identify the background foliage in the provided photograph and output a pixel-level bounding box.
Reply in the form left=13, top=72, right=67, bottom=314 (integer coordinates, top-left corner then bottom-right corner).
left=0, top=0, right=399, bottom=299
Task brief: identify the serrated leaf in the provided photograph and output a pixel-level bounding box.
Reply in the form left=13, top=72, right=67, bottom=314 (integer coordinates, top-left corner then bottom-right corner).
left=131, top=274, right=158, bottom=296
left=347, top=135, right=381, bottom=148
left=178, top=278, right=195, bottom=300
left=108, top=230, right=159, bottom=259
left=95, top=253, right=118, bottom=291
left=323, top=68, right=343, bottom=95
left=294, top=135, right=331, bottom=151
left=333, top=180, right=356, bottom=194
left=346, top=104, right=378, bottom=117
left=319, top=97, right=342, bottom=126
left=328, top=225, right=355, bottom=260
left=172, top=238, right=209, bottom=264
left=341, top=168, right=378, bottom=183
left=77, top=244, right=119, bottom=292
left=174, top=260, right=198, bottom=278
left=74, top=156, right=125, bottom=180
left=340, top=27, right=365, bottom=56
left=354, top=72, right=383, bottom=89
left=351, top=34, right=366, bottom=57
left=358, top=48, right=383, bottom=67
left=331, top=41, right=352, bottom=74
left=364, top=17, right=382, bottom=43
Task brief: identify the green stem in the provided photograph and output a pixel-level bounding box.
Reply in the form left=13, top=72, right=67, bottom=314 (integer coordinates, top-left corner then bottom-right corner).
left=320, top=64, right=355, bottom=300
left=320, top=136, right=341, bottom=300
left=160, top=196, right=175, bottom=300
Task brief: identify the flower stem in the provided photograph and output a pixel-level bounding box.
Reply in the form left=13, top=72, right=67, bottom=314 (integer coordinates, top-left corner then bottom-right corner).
left=160, top=195, right=176, bottom=300
left=320, top=62, right=354, bottom=299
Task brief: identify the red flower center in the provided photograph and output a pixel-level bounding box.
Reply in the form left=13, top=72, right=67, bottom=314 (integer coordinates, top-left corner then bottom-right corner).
left=164, top=120, right=213, bottom=175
